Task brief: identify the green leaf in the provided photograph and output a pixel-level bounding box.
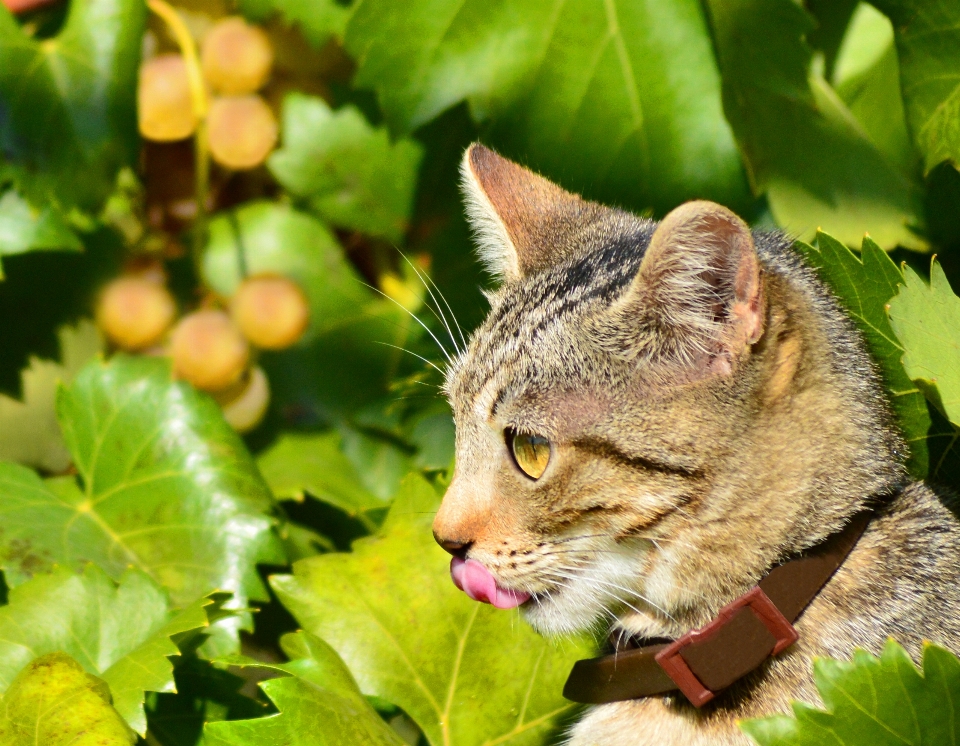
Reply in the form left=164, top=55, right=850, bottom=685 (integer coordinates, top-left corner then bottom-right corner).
left=203, top=201, right=371, bottom=340
left=797, top=232, right=938, bottom=478
left=271, top=473, right=591, bottom=746
left=0, top=320, right=102, bottom=473
left=0, top=356, right=284, bottom=647
left=343, top=0, right=750, bottom=215
left=257, top=432, right=386, bottom=517
left=887, top=259, right=960, bottom=427
left=871, top=0, right=960, bottom=173
left=0, top=0, right=145, bottom=213
left=0, top=564, right=226, bottom=735
left=237, top=0, right=350, bottom=48
left=0, top=190, right=82, bottom=278
left=832, top=4, right=917, bottom=177
left=0, top=652, right=136, bottom=746
left=704, top=0, right=925, bottom=249
left=741, top=639, right=960, bottom=745
left=269, top=94, right=424, bottom=242
left=204, top=631, right=405, bottom=746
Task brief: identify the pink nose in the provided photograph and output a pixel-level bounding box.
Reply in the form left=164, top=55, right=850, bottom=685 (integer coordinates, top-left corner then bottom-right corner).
left=450, top=557, right=531, bottom=609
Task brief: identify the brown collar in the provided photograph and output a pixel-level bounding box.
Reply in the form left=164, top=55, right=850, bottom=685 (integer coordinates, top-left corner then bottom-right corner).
left=563, top=511, right=872, bottom=707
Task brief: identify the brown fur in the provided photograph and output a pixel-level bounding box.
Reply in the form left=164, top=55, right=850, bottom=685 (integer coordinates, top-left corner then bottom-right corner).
left=436, top=144, right=960, bottom=744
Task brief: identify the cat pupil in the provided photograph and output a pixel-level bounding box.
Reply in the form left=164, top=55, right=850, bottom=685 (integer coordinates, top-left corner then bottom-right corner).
left=510, top=431, right=551, bottom=479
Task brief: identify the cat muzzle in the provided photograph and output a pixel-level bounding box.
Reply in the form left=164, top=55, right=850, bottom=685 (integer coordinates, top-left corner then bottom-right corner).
left=563, top=510, right=872, bottom=707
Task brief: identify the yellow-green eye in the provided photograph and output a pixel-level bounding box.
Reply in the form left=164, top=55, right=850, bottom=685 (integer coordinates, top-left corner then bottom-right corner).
left=508, top=430, right=551, bottom=480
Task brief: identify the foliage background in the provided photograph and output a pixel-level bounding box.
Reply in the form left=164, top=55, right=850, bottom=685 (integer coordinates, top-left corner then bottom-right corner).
left=1, top=0, right=960, bottom=743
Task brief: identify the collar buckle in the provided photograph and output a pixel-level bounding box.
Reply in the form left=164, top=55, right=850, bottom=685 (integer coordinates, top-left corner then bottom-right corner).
left=654, top=586, right=799, bottom=706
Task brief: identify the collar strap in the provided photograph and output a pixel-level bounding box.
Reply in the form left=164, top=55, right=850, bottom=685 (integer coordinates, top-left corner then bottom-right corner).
left=562, top=511, right=872, bottom=707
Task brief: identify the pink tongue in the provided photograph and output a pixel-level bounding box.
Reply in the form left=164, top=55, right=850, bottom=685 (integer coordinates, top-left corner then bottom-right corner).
left=450, top=557, right=531, bottom=610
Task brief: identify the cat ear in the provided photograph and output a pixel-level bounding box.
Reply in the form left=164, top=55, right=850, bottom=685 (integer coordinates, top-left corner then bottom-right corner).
left=599, top=201, right=764, bottom=377
left=460, top=143, right=604, bottom=281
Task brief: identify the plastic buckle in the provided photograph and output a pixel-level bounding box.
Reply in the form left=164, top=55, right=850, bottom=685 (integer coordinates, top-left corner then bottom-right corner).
left=654, top=586, right=799, bottom=707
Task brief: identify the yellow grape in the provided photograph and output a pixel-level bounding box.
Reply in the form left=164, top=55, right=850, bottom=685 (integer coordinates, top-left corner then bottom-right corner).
left=96, top=276, right=176, bottom=351
left=138, top=54, right=197, bottom=142
left=231, top=275, right=310, bottom=350
left=207, top=95, right=278, bottom=170
left=201, top=17, right=273, bottom=95
left=170, top=310, right=250, bottom=392
left=220, top=366, right=270, bottom=433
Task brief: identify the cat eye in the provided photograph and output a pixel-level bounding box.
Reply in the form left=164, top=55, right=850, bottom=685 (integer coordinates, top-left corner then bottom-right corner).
left=507, top=429, right=551, bottom=480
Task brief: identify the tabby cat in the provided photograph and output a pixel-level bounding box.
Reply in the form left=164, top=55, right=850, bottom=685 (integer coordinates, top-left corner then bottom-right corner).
left=432, top=143, right=960, bottom=744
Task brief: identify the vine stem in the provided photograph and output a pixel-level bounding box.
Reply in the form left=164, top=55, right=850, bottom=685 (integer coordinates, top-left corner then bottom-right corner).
left=146, top=0, right=210, bottom=266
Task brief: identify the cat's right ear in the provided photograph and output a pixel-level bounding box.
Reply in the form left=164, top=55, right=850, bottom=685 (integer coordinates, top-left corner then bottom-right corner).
left=597, top=200, right=764, bottom=379
left=460, top=143, right=602, bottom=281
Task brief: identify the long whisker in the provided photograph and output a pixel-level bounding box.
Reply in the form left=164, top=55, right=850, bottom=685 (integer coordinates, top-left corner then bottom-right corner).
left=356, top=279, right=453, bottom=363
left=546, top=565, right=676, bottom=622
left=398, top=252, right=466, bottom=356
left=372, top=341, right=445, bottom=375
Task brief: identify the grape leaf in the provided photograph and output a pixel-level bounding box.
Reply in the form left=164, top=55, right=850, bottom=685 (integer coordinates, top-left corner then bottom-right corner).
left=741, top=639, right=960, bottom=745
left=257, top=431, right=385, bottom=517
left=0, top=319, right=102, bottom=473
left=887, top=259, right=960, bottom=428
left=203, top=201, right=370, bottom=341
left=870, top=0, right=960, bottom=173
left=0, top=189, right=82, bottom=278
left=0, top=0, right=145, bottom=213
left=343, top=0, right=750, bottom=215
left=0, top=564, right=228, bottom=735
left=204, top=631, right=404, bottom=746
left=269, top=94, right=424, bottom=243
left=831, top=5, right=917, bottom=177
left=271, top=473, right=591, bottom=746
left=237, top=0, right=350, bottom=48
left=0, top=652, right=136, bottom=746
left=0, top=355, right=284, bottom=651
left=704, top=0, right=924, bottom=249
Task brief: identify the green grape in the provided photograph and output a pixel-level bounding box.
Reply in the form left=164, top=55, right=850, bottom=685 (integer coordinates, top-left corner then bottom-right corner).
left=201, top=16, right=273, bottom=95
left=138, top=54, right=197, bottom=142
left=207, top=95, right=278, bottom=170
left=96, top=276, right=176, bottom=351
left=170, top=310, right=250, bottom=392
left=231, top=275, right=310, bottom=349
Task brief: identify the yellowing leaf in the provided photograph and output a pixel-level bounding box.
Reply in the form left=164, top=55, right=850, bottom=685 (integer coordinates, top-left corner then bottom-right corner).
left=0, top=565, right=227, bottom=735
left=0, top=652, right=135, bottom=746
left=271, top=474, right=591, bottom=746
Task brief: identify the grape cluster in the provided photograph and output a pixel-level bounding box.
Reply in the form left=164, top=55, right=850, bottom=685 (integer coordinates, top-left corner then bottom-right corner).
left=138, top=16, right=278, bottom=170
left=96, top=272, right=310, bottom=432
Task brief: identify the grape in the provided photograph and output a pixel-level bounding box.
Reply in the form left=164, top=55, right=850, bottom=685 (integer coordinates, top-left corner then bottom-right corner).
left=170, top=310, right=250, bottom=391
left=201, top=17, right=273, bottom=95
left=138, top=54, right=197, bottom=142
left=220, top=366, right=270, bottom=433
left=231, top=275, right=310, bottom=349
left=96, top=276, right=176, bottom=351
left=207, top=95, right=278, bottom=170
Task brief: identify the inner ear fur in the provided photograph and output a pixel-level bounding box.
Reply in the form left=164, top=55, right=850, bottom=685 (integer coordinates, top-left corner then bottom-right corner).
left=460, top=143, right=605, bottom=281
left=597, top=200, right=764, bottom=376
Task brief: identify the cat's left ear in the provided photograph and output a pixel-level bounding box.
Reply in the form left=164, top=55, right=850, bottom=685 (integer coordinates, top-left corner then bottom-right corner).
left=460, top=143, right=604, bottom=282
left=598, top=200, right=764, bottom=378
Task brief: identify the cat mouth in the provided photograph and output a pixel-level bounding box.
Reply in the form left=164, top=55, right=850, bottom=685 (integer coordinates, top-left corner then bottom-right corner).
left=449, top=557, right=532, bottom=609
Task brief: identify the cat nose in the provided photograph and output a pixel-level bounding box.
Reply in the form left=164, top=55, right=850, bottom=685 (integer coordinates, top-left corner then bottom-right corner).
left=434, top=532, right=472, bottom=558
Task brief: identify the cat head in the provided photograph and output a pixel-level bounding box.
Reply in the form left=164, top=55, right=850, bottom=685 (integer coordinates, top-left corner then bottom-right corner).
left=434, top=144, right=904, bottom=638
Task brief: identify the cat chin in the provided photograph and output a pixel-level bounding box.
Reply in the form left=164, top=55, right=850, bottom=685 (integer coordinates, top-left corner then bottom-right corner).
left=519, top=545, right=653, bottom=637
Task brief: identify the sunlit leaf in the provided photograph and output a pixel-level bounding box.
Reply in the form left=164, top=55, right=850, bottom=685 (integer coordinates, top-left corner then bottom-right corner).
left=0, top=0, right=145, bottom=213
left=237, top=0, right=351, bottom=48
left=0, top=356, right=284, bottom=653
left=269, top=94, right=424, bottom=242
left=344, top=0, right=750, bottom=215
left=888, top=258, right=960, bottom=428
left=871, top=0, right=960, bottom=173
left=742, top=640, right=960, bottom=745
left=204, top=631, right=404, bottom=746
left=705, top=0, right=924, bottom=248
left=0, top=564, right=228, bottom=735
left=0, top=652, right=136, bottom=746
left=272, top=474, right=591, bottom=746
left=0, top=189, right=82, bottom=278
